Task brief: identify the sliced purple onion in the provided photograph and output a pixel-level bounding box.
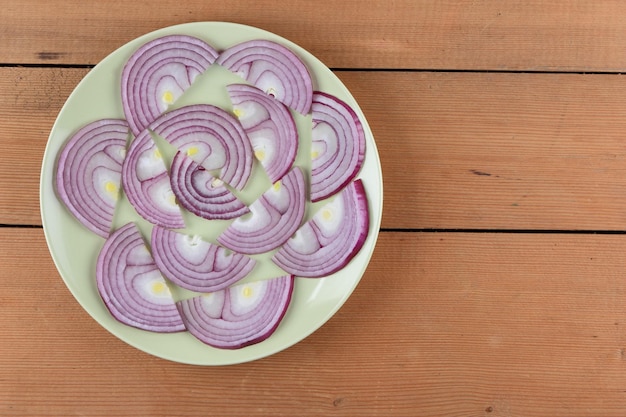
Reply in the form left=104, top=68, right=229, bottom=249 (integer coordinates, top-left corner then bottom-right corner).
left=272, top=179, right=369, bottom=278
left=218, top=167, right=306, bottom=255
left=55, top=119, right=129, bottom=238
left=176, top=274, right=294, bottom=349
left=121, top=35, right=218, bottom=136
left=151, top=226, right=256, bottom=293
left=227, top=83, right=298, bottom=183
left=216, top=39, right=313, bottom=115
left=170, top=151, right=249, bottom=220
left=150, top=104, right=253, bottom=190
left=310, top=92, right=366, bottom=202
left=121, top=128, right=185, bottom=229
left=96, top=222, right=185, bottom=332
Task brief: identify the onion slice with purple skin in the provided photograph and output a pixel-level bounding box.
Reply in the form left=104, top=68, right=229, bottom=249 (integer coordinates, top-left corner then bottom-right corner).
left=121, top=128, right=185, bottom=229
left=216, top=39, right=313, bottom=115
left=55, top=119, right=129, bottom=238
left=96, top=222, right=185, bottom=332
left=176, top=275, right=294, bottom=349
left=272, top=179, right=369, bottom=278
left=121, top=35, right=219, bottom=136
left=218, top=167, right=306, bottom=255
left=310, top=91, right=366, bottom=202
left=151, top=104, right=253, bottom=190
left=151, top=226, right=256, bottom=293
left=227, top=83, right=298, bottom=183
left=170, top=151, right=249, bottom=220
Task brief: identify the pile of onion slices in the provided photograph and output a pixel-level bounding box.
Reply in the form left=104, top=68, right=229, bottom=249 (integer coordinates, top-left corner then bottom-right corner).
left=54, top=33, right=371, bottom=350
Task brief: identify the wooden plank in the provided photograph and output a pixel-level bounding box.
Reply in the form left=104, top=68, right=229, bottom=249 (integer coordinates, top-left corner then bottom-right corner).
left=3, top=0, right=626, bottom=71
left=0, top=67, right=88, bottom=225
left=345, top=70, right=626, bottom=230
left=2, top=229, right=626, bottom=416
left=5, top=67, right=626, bottom=230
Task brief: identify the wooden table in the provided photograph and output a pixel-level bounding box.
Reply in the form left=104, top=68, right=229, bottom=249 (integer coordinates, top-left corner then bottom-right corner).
left=4, top=1, right=626, bottom=415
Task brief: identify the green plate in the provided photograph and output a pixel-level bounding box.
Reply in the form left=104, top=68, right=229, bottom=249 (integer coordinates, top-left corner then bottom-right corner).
left=40, top=22, right=383, bottom=365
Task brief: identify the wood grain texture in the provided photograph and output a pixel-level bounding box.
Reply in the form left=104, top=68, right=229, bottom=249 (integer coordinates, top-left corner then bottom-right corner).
left=343, top=71, right=626, bottom=230
left=5, top=2, right=626, bottom=415
left=3, top=229, right=626, bottom=416
left=0, top=67, right=88, bottom=225
left=6, top=67, right=626, bottom=230
left=3, top=0, right=626, bottom=71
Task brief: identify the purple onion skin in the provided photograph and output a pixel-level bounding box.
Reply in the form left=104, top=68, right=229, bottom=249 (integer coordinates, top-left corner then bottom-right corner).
left=272, top=179, right=369, bottom=278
